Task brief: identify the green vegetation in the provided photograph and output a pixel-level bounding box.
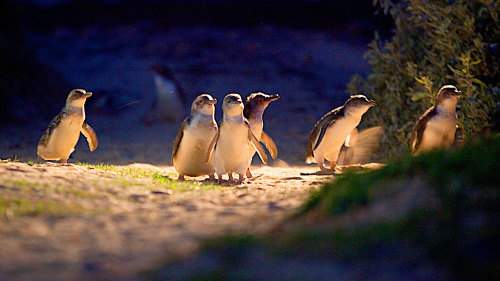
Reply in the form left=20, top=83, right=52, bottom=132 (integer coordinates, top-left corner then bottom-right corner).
left=160, top=136, right=500, bottom=279
left=348, top=0, right=500, bottom=157
left=75, top=162, right=220, bottom=192
left=297, top=136, right=499, bottom=278
left=0, top=197, right=91, bottom=220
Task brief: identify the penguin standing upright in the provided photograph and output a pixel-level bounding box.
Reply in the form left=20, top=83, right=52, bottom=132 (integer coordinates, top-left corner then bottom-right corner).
left=243, top=92, right=280, bottom=178
left=172, top=94, right=218, bottom=180
left=410, top=85, right=461, bottom=155
left=37, top=89, right=98, bottom=164
left=305, top=95, right=376, bottom=171
left=146, top=65, right=187, bottom=123
left=206, top=94, right=267, bottom=184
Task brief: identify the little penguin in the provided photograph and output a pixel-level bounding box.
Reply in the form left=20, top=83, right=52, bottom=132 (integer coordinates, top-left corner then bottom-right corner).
left=37, top=89, right=98, bottom=164
left=410, top=85, right=461, bottom=155
left=206, top=93, right=268, bottom=184
left=146, top=65, right=187, bottom=123
left=172, top=94, right=218, bottom=181
left=243, top=92, right=280, bottom=178
left=305, top=95, right=376, bottom=171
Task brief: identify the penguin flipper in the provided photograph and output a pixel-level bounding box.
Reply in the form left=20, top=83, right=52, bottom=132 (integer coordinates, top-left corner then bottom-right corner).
left=261, top=131, right=278, bottom=159
left=172, top=119, right=189, bottom=163
left=38, top=110, right=65, bottom=147
left=410, top=106, right=437, bottom=154
left=206, top=130, right=219, bottom=163
left=348, top=126, right=384, bottom=164
left=313, top=115, right=338, bottom=151
left=81, top=123, right=98, bottom=151
left=344, top=128, right=359, bottom=147
left=248, top=126, right=268, bottom=164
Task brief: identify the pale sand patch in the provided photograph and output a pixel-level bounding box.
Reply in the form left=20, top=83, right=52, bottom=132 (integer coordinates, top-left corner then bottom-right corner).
left=0, top=162, right=339, bottom=280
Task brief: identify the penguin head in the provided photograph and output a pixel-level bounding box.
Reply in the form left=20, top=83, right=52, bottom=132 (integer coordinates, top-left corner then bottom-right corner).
left=246, top=92, right=280, bottom=108
left=222, top=93, right=244, bottom=116
left=191, top=94, right=217, bottom=115
left=150, top=65, right=174, bottom=79
left=244, top=92, right=280, bottom=119
left=66, top=89, right=92, bottom=107
left=437, top=85, right=461, bottom=106
left=345, top=95, right=376, bottom=114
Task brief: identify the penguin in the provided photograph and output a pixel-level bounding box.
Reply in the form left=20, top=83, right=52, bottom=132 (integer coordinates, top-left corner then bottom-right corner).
left=206, top=93, right=268, bottom=184
left=37, top=89, right=98, bottom=164
left=336, top=126, right=384, bottom=165
left=145, top=65, right=187, bottom=124
left=305, top=95, right=376, bottom=171
left=243, top=92, right=280, bottom=178
left=172, top=94, right=218, bottom=181
left=410, top=85, right=461, bottom=155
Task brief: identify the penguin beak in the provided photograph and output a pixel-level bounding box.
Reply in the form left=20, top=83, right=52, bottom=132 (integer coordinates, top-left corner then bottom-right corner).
left=83, top=92, right=93, bottom=98
left=369, top=99, right=377, bottom=106
left=268, top=94, right=280, bottom=102
left=265, top=94, right=280, bottom=104
left=207, top=98, right=217, bottom=105
left=454, top=90, right=462, bottom=97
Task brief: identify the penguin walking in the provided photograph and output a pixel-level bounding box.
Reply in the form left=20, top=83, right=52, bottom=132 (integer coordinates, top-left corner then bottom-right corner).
left=206, top=94, right=268, bottom=184
left=336, top=126, right=384, bottom=165
left=172, top=94, right=218, bottom=180
left=410, top=85, right=461, bottom=155
left=243, top=92, right=280, bottom=178
left=37, top=89, right=98, bottom=164
left=145, top=65, right=187, bottom=123
left=305, top=95, right=376, bottom=171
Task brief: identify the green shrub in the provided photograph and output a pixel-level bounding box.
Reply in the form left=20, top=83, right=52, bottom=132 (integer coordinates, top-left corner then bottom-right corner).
left=348, top=0, right=500, bottom=157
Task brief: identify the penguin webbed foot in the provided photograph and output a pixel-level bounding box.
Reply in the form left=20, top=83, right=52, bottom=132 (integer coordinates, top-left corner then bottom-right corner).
left=209, top=174, right=216, bottom=181
left=178, top=174, right=185, bottom=181
left=330, top=161, right=337, bottom=170
left=246, top=168, right=253, bottom=179
left=317, top=163, right=327, bottom=171
left=236, top=174, right=244, bottom=185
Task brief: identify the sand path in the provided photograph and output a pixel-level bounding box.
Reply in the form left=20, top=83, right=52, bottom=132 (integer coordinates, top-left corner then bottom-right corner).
left=0, top=161, right=330, bottom=280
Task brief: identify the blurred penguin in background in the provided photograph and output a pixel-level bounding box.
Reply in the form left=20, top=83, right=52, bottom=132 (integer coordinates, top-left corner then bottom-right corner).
left=144, top=65, right=187, bottom=124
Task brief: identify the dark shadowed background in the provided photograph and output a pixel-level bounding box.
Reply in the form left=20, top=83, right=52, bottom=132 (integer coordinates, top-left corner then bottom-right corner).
left=1, top=0, right=391, bottom=164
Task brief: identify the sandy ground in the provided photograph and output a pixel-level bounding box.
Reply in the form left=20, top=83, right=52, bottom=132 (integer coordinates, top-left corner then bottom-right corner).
left=0, top=24, right=375, bottom=279
left=0, top=161, right=335, bottom=280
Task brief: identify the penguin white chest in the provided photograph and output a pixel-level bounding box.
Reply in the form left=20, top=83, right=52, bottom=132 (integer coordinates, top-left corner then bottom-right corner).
left=214, top=123, right=250, bottom=175
left=173, top=125, right=217, bottom=176
left=39, top=114, right=84, bottom=160
left=421, top=114, right=457, bottom=149
left=314, top=117, right=360, bottom=162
